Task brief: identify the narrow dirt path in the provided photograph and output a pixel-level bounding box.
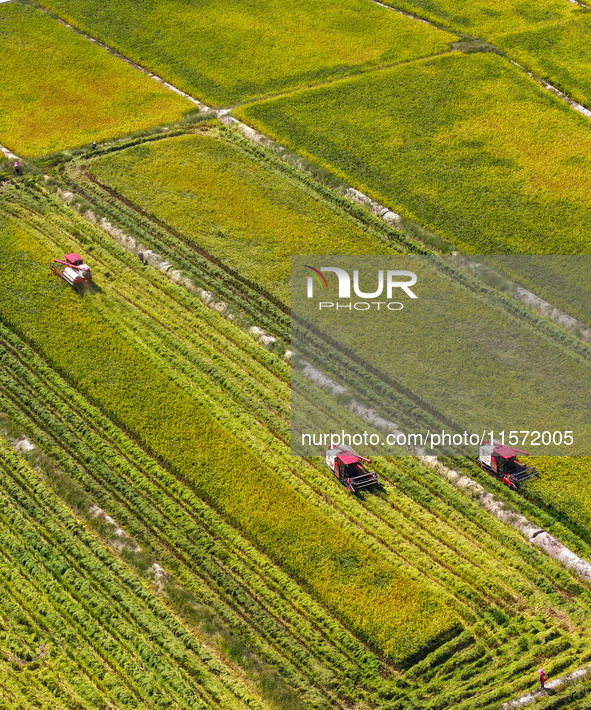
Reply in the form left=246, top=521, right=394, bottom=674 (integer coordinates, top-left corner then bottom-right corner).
left=420, top=456, right=591, bottom=583
left=502, top=665, right=591, bottom=709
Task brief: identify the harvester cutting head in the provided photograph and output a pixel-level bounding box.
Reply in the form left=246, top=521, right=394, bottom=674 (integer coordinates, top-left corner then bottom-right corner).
left=477, top=440, right=538, bottom=490
left=51, top=253, right=92, bottom=288
left=326, top=445, right=379, bottom=492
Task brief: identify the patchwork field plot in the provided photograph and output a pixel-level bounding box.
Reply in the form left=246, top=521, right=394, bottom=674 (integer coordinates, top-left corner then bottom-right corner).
left=497, top=15, right=591, bottom=108
left=0, top=3, right=193, bottom=157
left=237, top=52, right=591, bottom=254
left=380, top=0, right=579, bottom=37
left=3, top=0, right=591, bottom=704
left=2, top=180, right=591, bottom=707
left=36, top=0, right=455, bottom=106
left=475, top=255, right=591, bottom=328
left=0, top=185, right=457, bottom=668
left=85, top=132, right=399, bottom=302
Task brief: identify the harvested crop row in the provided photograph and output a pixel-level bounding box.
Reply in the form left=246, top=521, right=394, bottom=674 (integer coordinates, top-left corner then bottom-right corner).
left=14, top=189, right=587, bottom=638
left=0, top=438, right=259, bottom=709
left=9, top=186, right=584, bottom=636
left=0, top=332, right=375, bottom=709
left=0, top=197, right=456, bottom=667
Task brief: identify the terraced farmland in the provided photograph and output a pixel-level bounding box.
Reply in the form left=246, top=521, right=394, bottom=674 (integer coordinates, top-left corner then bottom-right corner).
left=2, top=0, right=591, bottom=707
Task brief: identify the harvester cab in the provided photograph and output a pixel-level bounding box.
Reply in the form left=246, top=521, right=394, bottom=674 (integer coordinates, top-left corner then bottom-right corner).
left=326, top=446, right=379, bottom=493
left=477, top=440, right=538, bottom=490
left=51, top=253, right=92, bottom=288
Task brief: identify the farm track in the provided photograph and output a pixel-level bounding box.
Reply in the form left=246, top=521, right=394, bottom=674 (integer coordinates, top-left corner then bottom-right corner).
left=2, top=184, right=591, bottom=707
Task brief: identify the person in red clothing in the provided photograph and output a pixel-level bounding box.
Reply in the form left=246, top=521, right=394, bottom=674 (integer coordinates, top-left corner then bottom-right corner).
left=539, top=669, right=549, bottom=690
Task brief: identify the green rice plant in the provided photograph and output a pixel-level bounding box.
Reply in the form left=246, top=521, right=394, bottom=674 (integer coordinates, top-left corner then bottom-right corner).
left=35, top=0, right=456, bottom=106
left=0, top=196, right=457, bottom=666
left=0, top=436, right=259, bottom=709
left=86, top=133, right=400, bottom=302
left=527, top=457, right=591, bottom=533
left=4, top=183, right=591, bottom=707
left=496, top=15, right=591, bottom=108
left=236, top=52, right=591, bottom=255
left=378, top=0, right=578, bottom=37
left=0, top=3, right=193, bottom=157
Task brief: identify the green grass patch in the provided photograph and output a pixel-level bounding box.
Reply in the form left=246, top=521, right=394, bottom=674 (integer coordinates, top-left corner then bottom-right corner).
left=87, top=133, right=399, bottom=302
left=497, top=15, right=591, bottom=108
left=236, top=52, right=591, bottom=254
left=35, top=0, right=455, bottom=106
left=0, top=3, right=193, bottom=157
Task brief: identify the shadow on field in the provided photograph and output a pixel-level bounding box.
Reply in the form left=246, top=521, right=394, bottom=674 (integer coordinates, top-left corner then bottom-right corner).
left=74, top=282, right=103, bottom=297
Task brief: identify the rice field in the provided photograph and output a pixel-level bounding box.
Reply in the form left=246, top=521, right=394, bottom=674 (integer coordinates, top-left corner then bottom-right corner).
left=2, top=180, right=591, bottom=707
left=35, top=0, right=456, bottom=106
left=85, top=131, right=400, bottom=302
left=497, top=15, right=591, bottom=108
left=0, top=3, right=193, bottom=157
left=236, top=51, right=591, bottom=254
left=379, top=0, right=579, bottom=37
left=3, top=0, right=591, bottom=706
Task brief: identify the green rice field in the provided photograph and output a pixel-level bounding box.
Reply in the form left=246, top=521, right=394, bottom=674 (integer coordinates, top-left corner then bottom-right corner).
left=0, top=3, right=193, bottom=157
left=35, top=0, right=456, bottom=106
left=86, top=132, right=399, bottom=301
left=237, top=51, right=591, bottom=254
left=497, top=15, right=591, bottom=108
left=3, top=0, right=591, bottom=706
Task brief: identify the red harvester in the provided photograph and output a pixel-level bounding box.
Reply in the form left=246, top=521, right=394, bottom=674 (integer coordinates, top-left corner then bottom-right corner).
left=326, top=446, right=379, bottom=492
left=477, top=440, right=538, bottom=490
left=51, top=253, right=92, bottom=287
